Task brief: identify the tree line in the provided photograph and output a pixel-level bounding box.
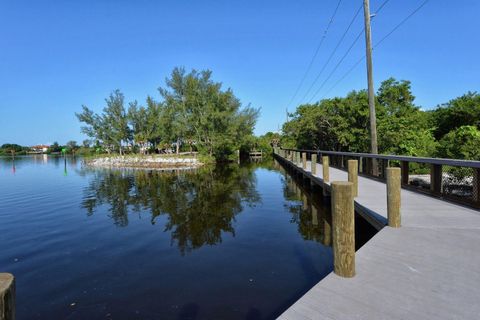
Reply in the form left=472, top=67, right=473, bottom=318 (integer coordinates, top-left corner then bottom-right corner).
left=76, top=67, right=259, bottom=161
left=0, top=142, right=82, bottom=156
left=281, top=77, right=480, bottom=160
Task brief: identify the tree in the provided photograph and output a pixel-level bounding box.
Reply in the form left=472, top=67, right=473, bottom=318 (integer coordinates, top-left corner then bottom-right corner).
left=431, top=92, right=480, bottom=140
left=159, top=68, right=259, bottom=159
left=127, top=97, right=163, bottom=154
left=75, top=68, right=260, bottom=160
left=437, top=126, right=480, bottom=160
left=66, top=141, right=79, bottom=154
left=282, top=78, right=437, bottom=157
left=376, top=78, right=435, bottom=156
left=282, top=90, right=372, bottom=152
left=76, top=90, right=131, bottom=154
left=48, top=142, right=62, bottom=153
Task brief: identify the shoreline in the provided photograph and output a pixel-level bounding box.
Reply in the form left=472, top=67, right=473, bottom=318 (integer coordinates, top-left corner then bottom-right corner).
left=83, top=155, right=204, bottom=170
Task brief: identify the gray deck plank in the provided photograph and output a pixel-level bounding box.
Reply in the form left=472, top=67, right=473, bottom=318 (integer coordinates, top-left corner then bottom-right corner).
left=276, top=156, right=480, bottom=320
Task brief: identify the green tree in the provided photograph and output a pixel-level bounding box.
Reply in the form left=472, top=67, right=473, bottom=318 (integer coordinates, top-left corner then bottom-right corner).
left=48, top=142, right=62, bottom=153
left=66, top=140, right=78, bottom=153
left=431, top=92, right=480, bottom=140
left=376, top=78, right=435, bottom=156
left=128, top=97, right=164, bottom=154
left=282, top=78, right=437, bottom=157
left=76, top=90, right=131, bottom=154
left=282, top=90, right=371, bottom=152
left=159, top=68, right=259, bottom=159
left=437, top=126, right=480, bottom=160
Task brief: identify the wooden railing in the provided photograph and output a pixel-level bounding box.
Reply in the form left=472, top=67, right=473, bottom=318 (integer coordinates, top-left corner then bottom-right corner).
left=275, top=147, right=480, bottom=209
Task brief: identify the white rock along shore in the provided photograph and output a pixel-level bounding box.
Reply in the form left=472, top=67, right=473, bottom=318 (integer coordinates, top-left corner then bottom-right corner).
left=84, top=155, right=203, bottom=169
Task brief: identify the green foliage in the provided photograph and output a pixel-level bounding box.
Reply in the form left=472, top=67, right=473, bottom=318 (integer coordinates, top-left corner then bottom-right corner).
left=0, top=144, right=29, bottom=155
left=282, top=90, right=372, bottom=152
left=76, top=90, right=131, bottom=154
left=159, top=68, right=259, bottom=160
left=376, top=78, right=436, bottom=156
left=282, top=78, right=480, bottom=160
left=76, top=68, right=259, bottom=161
left=48, top=142, right=62, bottom=153
left=437, top=126, right=480, bottom=160
left=435, top=126, right=480, bottom=181
left=66, top=140, right=79, bottom=153
left=431, top=92, right=480, bottom=140
left=241, top=131, right=280, bottom=155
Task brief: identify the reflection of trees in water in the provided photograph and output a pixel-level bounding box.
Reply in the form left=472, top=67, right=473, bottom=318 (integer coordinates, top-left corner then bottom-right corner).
left=281, top=173, right=332, bottom=247
left=81, top=165, right=261, bottom=253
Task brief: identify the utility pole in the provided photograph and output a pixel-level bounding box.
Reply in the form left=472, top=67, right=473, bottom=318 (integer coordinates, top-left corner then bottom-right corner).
left=363, top=0, right=379, bottom=175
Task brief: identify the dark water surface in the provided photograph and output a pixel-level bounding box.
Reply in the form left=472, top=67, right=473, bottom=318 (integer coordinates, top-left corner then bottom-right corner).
left=0, top=155, right=375, bottom=319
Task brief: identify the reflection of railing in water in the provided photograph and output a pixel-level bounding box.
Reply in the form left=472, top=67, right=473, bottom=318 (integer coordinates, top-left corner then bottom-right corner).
left=282, top=169, right=332, bottom=247
left=280, top=148, right=480, bottom=208
left=248, top=150, right=263, bottom=162
left=276, top=159, right=377, bottom=251
left=274, top=150, right=396, bottom=277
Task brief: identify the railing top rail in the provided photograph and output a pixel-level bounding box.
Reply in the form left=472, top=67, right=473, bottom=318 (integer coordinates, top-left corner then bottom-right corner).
left=280, top=148, right=480, bottom=168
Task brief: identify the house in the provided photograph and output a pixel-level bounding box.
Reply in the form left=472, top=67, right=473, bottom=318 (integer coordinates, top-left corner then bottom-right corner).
left=30, top=145, right=50, bottom=153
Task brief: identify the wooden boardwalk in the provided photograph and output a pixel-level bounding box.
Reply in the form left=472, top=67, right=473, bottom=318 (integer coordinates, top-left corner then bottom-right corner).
left=275, top=154, right=480, bottom=320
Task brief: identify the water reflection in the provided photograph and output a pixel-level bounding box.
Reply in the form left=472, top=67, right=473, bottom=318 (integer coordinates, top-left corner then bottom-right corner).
left=80, top=165, right=262, bottom=254
left=276, top=159, right=378, bottom=251
left=279, top=165, right=333, bottom=247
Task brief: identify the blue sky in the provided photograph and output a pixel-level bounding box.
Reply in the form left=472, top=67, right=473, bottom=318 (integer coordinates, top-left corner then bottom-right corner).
left=0, top=0, right=479, bottom=146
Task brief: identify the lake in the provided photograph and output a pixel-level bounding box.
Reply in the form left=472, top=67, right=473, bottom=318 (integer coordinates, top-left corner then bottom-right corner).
left=0, top=155, right=375, bottom=319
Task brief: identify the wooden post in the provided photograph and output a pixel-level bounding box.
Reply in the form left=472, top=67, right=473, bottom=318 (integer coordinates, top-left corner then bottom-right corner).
left=311, top=154, right=317, bottom=175
left=0, top=273, right=15, bottom=320
left=312, top=205, right=318, bottom=226
left=348, top=160, right=359, bottom=197
left=331, top=181, right=355, bottom=278
left=323, top=218, right=332, bottom=247
left=430, top=164, right=443, bottom=194
left=363, top=0, right=379, bottom=169
left=322, top=156, right=330, bottom=197
left=387, top=168, right=401, bottom=228
left=302, top=152, right=307, bottom=169
left=322, top=156, right=330, bottom=182
left=401, top=161, right=409, bottom=185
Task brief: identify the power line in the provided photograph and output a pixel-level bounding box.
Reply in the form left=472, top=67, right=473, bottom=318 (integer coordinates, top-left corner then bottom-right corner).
left=374, top=0, right=391, bottom=15
left=297, top=4, right=363, bottom=105
left=374, top=0, right=429, bottom=48
left=322, top=56, right=365, bottom=98
left=311, top=0, right=391, bottom=102
left=285, top=0, right=342, bottom=110
left=308, top=28, right=364, bottom=103
left=316, top=0, right=429, bottom=101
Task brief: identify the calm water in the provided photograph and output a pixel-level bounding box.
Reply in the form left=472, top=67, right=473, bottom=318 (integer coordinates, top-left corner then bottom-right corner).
left=0, top=155, right=375, bottom=319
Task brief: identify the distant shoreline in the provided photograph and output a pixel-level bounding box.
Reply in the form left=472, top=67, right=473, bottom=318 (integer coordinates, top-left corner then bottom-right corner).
left=83, top=155, right=204, bottom=170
